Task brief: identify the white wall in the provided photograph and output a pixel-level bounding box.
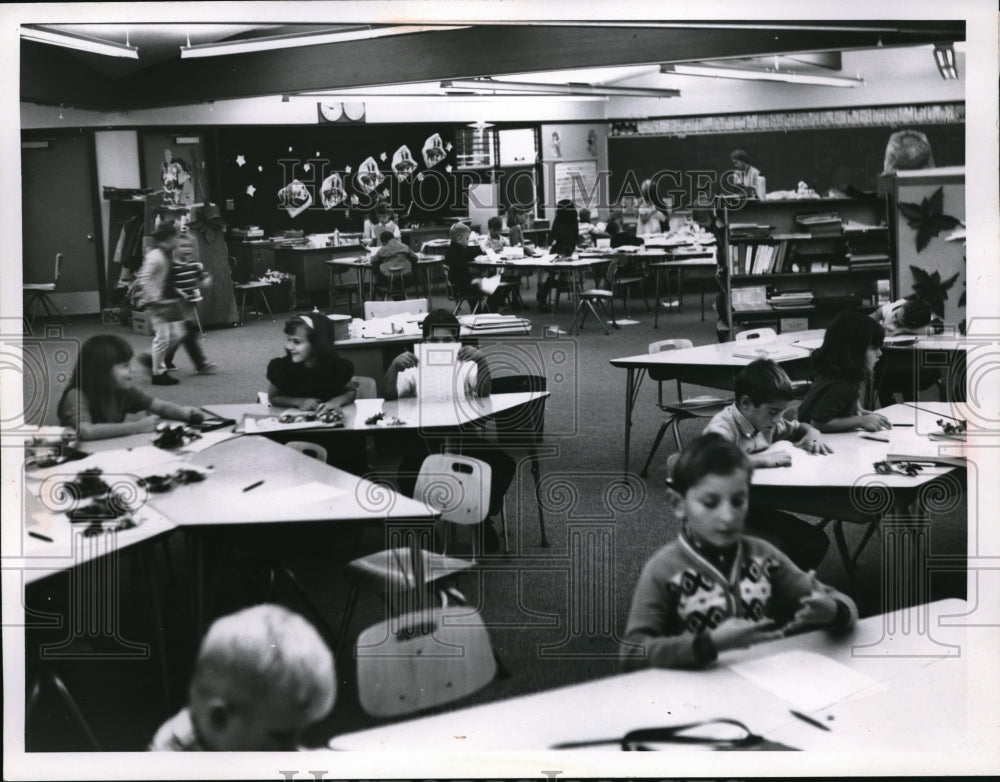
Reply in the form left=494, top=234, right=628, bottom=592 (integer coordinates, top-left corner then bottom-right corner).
left=539, top=123, right=609, bottom=222
left=94, top=130, right=140, bottom=278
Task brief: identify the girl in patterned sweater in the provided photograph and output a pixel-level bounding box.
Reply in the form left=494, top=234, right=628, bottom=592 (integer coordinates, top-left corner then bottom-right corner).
left=622, top=434, right=856, bottom=670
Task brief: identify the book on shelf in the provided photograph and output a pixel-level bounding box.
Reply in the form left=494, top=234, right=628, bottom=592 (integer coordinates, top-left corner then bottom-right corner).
left=731, top=285, right=768, bottom=312
left=843, top=220, right=886, bottom=233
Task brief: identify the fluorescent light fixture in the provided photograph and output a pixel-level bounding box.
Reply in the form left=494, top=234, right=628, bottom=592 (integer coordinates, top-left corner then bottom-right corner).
left=20, top=25, right=138, bottom=59
left=441, top=78, right=680, bottom=98
left=174, top=136, right=200, bottom=144
left=933, top=43, right=959, bottom=80
left=180, top=25, right=467, bottom=58
left=286, top=92, right=609, bottom=103
left=22, top=141, right=50, bottom=150
left=663, top=63, right=865, bottom=87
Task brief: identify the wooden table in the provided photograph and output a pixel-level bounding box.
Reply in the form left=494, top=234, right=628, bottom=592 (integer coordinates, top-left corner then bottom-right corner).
left=329, top=599, right=977, bottom=761
left=610, top=331, right=819, bottom=476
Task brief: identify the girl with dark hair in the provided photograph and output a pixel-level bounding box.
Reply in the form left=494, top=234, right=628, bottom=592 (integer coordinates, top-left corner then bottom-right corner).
left=266, top=315, right=357, bottom=413
left=57, top=334, right=203, bottom=440
left=537, top=200, right=578, bottom=311
left=797, top=311, right=892, bottom=433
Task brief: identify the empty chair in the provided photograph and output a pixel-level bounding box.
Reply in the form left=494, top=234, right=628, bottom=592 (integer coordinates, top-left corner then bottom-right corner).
left=736, top=327, right=777, bottom=342
left=607, top=257, right=651, bottom=318
left=568, top=284, right=615, bottom=335
left=336, top=454, right=492, bottom=658
left=24, top=252, right=69, bottom=330
left=285, top=440, right=329, bottom=463
left=355, top=606, right=497, bottom=718
left=363, top=297, right=428, bottom=320
left=229, top=257, right=274, bottom=324
left=639, top=339, right=730, bottom=478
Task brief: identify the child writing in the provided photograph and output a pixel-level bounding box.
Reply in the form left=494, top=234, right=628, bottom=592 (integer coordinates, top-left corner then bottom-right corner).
left=703, top=359, right=831, bottom=570
left=536, top=199, right=577, bottom=312
left=370, top=229, right=417, bottom=292
left=869, top=297, right=941, bottom=405
left=480, top=216, right=509, bottom=254
left=266, top=314, right=357, bottom=413
left=797, top=310, right=892, bottom=433
left=505, top=208, right=525, bottom=248
left=362, top=202, right=401, bottom=246
left=150, top=603, right=336, bottom=751
left=622, top=434, right=857, bottom=670
left=445, top=222, right=504, bottom=312
left=57, top=334, right=204, bottom=441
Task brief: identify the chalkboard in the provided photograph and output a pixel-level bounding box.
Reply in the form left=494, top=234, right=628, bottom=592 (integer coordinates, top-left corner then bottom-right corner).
left=608, top=123, right=964, bottom=210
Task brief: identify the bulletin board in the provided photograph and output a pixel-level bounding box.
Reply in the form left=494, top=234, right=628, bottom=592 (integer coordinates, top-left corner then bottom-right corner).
left=553, top=160, right=600, bottom=210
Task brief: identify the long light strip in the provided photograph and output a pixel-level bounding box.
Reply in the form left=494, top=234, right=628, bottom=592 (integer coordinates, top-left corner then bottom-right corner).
left=285, top=92, right=609, bottom=103
left=441, top=78, right=679, bottom=98
left=180, top=25, right=467, bottom=58
left=20, top=25, right=138, bottom=59
left=663, top=63, right=864, bottom=87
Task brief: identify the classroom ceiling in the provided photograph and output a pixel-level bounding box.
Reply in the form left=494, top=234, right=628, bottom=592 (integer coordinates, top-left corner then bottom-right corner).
left=21, top=20, right=966, bottom=111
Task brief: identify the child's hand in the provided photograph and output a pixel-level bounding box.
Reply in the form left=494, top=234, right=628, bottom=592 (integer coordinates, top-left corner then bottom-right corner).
left=457, top=345, right=483, bottom=363
left=317, top=403, right=343, bottom=417
left=136, top=416, right=159, bottom=434
left=795, top=437, right=832, bottom=455
left=756, top=451, right=792, bottom=468
left=184, top=407, right=204, bottom=424
left=391, top=352, right=418, bottom=371
left=859, top=412, right=892, bottom=432
left=784, top=571, right=839, bottom=634
left=709, top=617, right=783, bottom=652
left=299, top=398, right=322, bottom=412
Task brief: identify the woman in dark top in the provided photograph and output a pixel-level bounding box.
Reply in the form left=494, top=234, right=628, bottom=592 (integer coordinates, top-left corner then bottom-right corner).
left=266, top=314, right=356, bottom=413
left=537, top=199, right=578, bottom=311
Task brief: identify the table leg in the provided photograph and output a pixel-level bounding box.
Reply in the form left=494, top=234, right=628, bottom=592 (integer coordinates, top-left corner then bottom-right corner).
left=623, top=368, right=647, bottom=480
left=653, top=267, right=661, bottom=329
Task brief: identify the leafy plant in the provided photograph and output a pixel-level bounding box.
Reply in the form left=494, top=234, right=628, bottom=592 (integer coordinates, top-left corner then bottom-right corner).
left=910, top=265, right=959, bottom=318
left=898, top=186, right=961, bottom=252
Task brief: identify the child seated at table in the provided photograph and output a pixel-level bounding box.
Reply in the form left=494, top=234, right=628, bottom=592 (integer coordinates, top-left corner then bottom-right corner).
left=537, top=199, right=577, bottom=312
left=382, top=309, right=515, bottom=551
left=370, top=229, right=417, bottom=291
left=621, top=434, right=857, bottom=671
left=57, top=334, right=204, bottom=440
left=798, top=311, right=892, bottom=433
left=150, top=604, right=336, bottom=751
left=869, top=297, right=942, bottom=406
left=703, top=359, right=832, bottom=570
left=445, top=222, right=505, bottom=312
left=480, top=216, right=509, bottom=254
left=266, top=314, right=357, bottom=413
left=362, top=202, right=400, bottom=246
left=577, top=208, right=597, bottom=247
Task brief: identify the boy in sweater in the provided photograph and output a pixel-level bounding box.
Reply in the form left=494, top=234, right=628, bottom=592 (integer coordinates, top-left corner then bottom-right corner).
left=622, top=434, right=856, bottom=670
left=163, top=230, right=215, bottom=374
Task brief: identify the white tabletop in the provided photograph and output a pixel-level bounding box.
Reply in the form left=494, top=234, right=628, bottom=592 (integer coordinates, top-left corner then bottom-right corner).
left=330, top=599, right=970, bottom=753
left=611, top=330, right=823, bottom=370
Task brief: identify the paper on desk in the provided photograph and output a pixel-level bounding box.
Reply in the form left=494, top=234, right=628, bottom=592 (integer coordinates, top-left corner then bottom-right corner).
left=730, top=650, right=886, bottom=712
left=792, top=338, right=823, bottom=351
left=24, top=445, right=181, bottom=484
left=244, top=481, right=345, bottom=507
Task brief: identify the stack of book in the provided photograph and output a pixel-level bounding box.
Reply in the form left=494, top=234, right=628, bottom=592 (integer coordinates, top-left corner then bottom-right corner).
left=795, top=212, right=843, bottom=237
left=729, top=223, right=773, bottom=242
left=768, top=291, right=815, bottom=310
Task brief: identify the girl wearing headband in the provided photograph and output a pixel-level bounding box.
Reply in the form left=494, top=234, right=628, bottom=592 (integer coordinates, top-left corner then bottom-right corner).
left=266, top=314, right=357, bottom=414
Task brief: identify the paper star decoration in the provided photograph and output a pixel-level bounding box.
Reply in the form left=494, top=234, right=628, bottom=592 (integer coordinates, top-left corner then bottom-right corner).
left=379, top=152, right=388, bottom=162
left=288, top=146, right=293, bottom=152
left=416, top=173, right=425, bottom=182
left=315, top=151, right=320, bottom=157
left=235, top=155, right=246, bottom=167
left=257, top=165, right=263, bottom=172
left=350, top=195, right=359, bottom=205
left=445, top=164, right=453, bottom=173
left=246, top=184, right=256, bottom=196
left=445, top=142, right=453, bottom=152
left=344, top=165, right=352, bottom=174
left=381, top=188, right=390, bottom=199
left=303, top=163, right=311, bottom=172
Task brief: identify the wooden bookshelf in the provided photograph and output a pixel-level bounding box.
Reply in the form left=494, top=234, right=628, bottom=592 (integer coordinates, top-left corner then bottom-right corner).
left=722, top=197, right=893, bottom=333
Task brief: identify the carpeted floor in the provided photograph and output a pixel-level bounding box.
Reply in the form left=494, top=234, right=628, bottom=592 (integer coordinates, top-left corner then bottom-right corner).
left=21, top=289, right=966, bottom=750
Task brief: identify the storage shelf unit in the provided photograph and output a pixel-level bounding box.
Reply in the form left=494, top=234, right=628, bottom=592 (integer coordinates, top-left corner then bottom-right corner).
left=722, top=197, right=893, bottom=333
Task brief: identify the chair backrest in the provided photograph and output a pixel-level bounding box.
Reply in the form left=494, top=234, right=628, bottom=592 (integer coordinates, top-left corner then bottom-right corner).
left=649, top=338, right=694, bottom=353
left=256, top=390, right=271, bottom=405
left=604, top=259, right=620, bottom=288
left=286, top=440, right=329, bottom=463
left=380, top=256, right=413, bottom=277
left=355, top=606, right=497, bottom=718
left=414, top=454, right=491, bottom=527
left=736, top=327, right=777, bottom=342
left=489, top=374, right=547, bottom=439
left=53, top=253, right=64, bottom=284
left=364, top=298, right=429, bottom=320
left=352, top=375, right=378, bottom=399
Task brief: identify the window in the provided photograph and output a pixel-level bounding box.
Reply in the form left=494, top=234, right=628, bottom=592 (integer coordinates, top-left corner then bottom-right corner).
left=498, top=128, right=538, bottom=166
left=454, top=126, right=497, bottom=169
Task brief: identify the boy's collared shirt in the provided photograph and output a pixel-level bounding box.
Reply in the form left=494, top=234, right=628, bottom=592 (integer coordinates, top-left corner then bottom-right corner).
left=704, top=404, right=803, bottom=454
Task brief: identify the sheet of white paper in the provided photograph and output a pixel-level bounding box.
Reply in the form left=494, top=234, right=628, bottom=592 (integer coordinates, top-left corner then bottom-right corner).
left=243, top=481, right=346, bottom=507
left=24, top=445, right=181, bottom=484
left=792, top=338, right=824, bottom=351
left=416, top=341, right=461, bottom=401
left=729, top=650, right=887, bottom=711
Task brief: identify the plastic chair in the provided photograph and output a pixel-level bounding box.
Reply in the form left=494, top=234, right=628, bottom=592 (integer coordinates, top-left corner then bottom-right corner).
left=372, top=257, right=414, bottom=301
left=443, top=265, right=487, bottom=315
left=568, top=284, right=615, bottom=335
left=363, top=297, right=428, bottom=320
left=329, top=264, right=363, bottom=316
left=355, top=605, right=497, bottom=718
left=24, top=252, right=69, bottom=330
left=489, top=374, right=550, bottom=548
left=639, top=339, right=730, bottom=478
left=286, top=440, right=329, bottom=463
left=336, top=454, right=491, bottom=658
left=608, top=257, right=651, bottom=318
left=736, top=327, right=777, bottom=342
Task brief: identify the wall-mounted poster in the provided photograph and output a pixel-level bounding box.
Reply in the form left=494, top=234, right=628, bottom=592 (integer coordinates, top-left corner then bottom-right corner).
left=320, top=173, right=346, bottom=209
left=422, top=133, right=447, bottom=168
left=554, top=159, right=600, bottom=210
left=356, top=156, right=384, bottom=194
left=161, top=149, right=195, bottom=206
left=392, top=145, right=418, bottom=181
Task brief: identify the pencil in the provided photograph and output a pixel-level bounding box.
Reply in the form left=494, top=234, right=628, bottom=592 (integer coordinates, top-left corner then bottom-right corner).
left=860, top=434, right=890, bottom=443
left=789, top=709, right=832, bottom=732
left=242, top=480, right=264, bottom=492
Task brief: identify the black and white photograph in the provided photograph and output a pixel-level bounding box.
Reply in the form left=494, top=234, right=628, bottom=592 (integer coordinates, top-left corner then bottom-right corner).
left=3, top=2, right=998, bottom=780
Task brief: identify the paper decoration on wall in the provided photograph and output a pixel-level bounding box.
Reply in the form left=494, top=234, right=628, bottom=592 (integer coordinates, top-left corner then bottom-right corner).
left=246, top=184, right=256, bottom=196
left=162, top=150, right=195, bottom=206
left=355, top=156, right=385, bottom=194
left=236, top=154, right=246, bottom=167
left=379, top=151, right=388, bottom=162
left=303, top=163, right=311, bottom=172
left=422, top=133, right=447, bottom=168
left=350, top=194, right=359, bottom=205
left=445, top=164, right=453, bottom=173
left=587, top=129, right=598, bottom=157
left=392, top=145, right=418, bottom=181
left=257, top=165, right=263, bottom=172
left=320, top=173, right=346, bottom=209
left=445, top=141, right=453, bottom=152
left=277, top=179, right=312, bottom=218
